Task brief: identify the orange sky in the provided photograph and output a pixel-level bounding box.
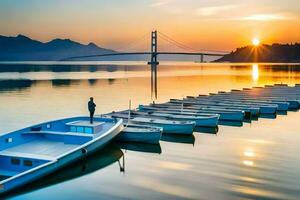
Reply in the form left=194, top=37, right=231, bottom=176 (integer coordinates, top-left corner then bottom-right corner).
left=0, top=0, right=299, bottom=51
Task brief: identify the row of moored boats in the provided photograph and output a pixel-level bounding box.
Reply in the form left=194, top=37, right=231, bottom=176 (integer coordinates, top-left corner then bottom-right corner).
left=103, top=84, right=300, bottom=144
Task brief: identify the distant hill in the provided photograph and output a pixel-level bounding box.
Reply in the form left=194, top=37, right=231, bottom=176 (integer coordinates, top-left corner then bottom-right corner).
left=215, top=43, right=300, bottom=63
left=0, top=34, right=115, bottom=61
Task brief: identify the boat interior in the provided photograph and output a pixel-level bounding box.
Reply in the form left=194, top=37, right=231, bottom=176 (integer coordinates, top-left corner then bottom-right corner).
left=0, top=117, right=118, bottom=181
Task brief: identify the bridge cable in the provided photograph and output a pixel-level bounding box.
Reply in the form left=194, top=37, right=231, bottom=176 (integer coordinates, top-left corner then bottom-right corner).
left=158, top=31, right=229, bottom=54
left=113, top=32, right=149, bottom=52
left=158, top=31, right=196, bottom=52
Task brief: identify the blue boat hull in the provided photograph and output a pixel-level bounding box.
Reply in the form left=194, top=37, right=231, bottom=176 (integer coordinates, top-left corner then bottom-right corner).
left=0, top=116, right=123, bottom=194
left=115, top=129, right=161, bottom=144
left=131, top=121, right=195, bottom=135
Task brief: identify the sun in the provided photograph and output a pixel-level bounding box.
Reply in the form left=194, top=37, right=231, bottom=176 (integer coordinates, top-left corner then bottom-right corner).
left=252, top=38, right=260, bottom=46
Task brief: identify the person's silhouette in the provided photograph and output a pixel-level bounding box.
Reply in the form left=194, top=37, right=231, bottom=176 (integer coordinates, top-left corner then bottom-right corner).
left=88, top=97, right=96, bottom=124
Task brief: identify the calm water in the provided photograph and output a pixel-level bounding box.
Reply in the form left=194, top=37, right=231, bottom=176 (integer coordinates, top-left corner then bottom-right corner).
left=1, top=62, right=300, bottom=200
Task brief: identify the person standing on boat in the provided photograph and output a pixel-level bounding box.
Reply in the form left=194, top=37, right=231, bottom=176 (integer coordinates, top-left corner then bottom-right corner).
left=88, top=97, right=96, bottom=124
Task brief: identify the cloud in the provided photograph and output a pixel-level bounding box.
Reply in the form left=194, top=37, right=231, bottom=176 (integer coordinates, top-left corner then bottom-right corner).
left=149, top=0, right=183, bottom=14
left=195, top=5, right=238, bottom=16
left=149, top=0, right=172, bottom=7
left=239, top=14, right=290, bottom=21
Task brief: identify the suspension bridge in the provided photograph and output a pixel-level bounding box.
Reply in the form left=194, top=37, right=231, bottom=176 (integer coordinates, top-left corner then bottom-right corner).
left=66, top=30, right=228, bottom=63
left=65, top=30, right=229, bottom=99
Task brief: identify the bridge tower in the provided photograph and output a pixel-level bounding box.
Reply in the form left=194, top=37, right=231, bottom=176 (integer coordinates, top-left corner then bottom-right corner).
left=148, top=30, right=159, bottom=66
left=148, top=30, right=159, bottom=99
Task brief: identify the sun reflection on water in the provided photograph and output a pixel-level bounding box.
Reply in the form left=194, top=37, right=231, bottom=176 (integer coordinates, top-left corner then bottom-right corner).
left=243, top=148, right=255, bottom=166
left=244, top=149, right=255, bottom=157
left=252, top=64, right=259, bottom=82
left=243, top=160, right=254, bottom=166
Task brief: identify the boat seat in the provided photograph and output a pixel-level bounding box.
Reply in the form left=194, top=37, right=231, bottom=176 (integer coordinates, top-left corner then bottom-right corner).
left=22, top=131, right=94, bottom=138
left=22, top=131, right=94, bottom=145
left=0, top=150, right=56, bottom=161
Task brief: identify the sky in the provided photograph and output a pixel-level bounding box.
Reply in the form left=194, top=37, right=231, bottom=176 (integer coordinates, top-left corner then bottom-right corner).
left=0, top=0, right=299, bottom=51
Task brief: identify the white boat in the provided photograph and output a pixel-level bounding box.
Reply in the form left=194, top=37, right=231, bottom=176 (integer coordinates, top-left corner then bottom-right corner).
left=150, top=112, right=219, bottom=127
left=169, top=99, right=252, bottom=117
left=115, top=124, right=162, bottom=144
left=200, top=96, right=288, bottom=111
left=117, top=110, right=219, bottom=127
left=138, top=105, right=245, bottom=121
left=130, top=117, right=195, bottom=135
left=171, top=98, right=278, bottom=114
left=163, top=100, right=260, bottom=117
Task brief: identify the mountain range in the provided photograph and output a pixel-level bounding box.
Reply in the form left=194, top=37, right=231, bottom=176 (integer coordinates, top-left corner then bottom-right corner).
left=0, top=34, right=115, bottom=61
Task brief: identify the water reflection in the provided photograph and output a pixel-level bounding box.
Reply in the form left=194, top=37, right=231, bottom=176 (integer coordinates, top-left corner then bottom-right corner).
left=259, top=114, right=277, bottom=119
left=114, top=142, right=162, bottom=154
left=52, top=79, right=74, bottom=87
left=219, top=120, right=243, bottom=127
left=88, top=79, right=98, bottom=85
left=243, top=160, right=254, bottom=167
left=244, top=149, right=255, bottom=157
left=150, top=63, right=158, bottom=99
left=0, top=80, right=36, bottom=92
left=0, top=64, right=134, bottom=73
left=161, top=134, right=195, bottom=145
left=107, top=78, right=116, bottom=85
left=252, top=64, right=259, bottom=82
left=194, top=126, right=219, bottom=134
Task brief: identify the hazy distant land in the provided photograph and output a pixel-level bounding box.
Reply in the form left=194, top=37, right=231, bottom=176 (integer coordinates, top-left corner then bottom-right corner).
left=0, top=35, right=115, bottom=61
left=216, top=43, right=300, bottom=63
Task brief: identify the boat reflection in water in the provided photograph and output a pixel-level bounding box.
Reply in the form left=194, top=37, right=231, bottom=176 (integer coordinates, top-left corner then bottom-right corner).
left=161, top=134, right=195, bottom=145
left=1, top=144, right=124, bottom=199
left=218, top=120, right=243, bottom=127
left=277, top=110, right=288, bottom=115
left=194, top=126, right=219, bottom=135
left=114, top=142, right=162, bottom=154
left=259, top=114, right=277, bottom=119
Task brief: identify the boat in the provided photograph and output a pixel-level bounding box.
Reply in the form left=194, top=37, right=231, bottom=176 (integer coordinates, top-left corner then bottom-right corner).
left=114, top=124, right=162, bottom=144
left=130, top=117, right=195, bottom=135
left=154, top=101, right=260, bottom=117
left=217, top=96, right=299, bottom=110
left=216, top=86, right=300, bottom=109
left=116, top=110, right=219, bottom=127
left=168, top=99, right=251, bottom=118
left=241, top=98, right=300, bottom=110
left=150, top=112, right=219, bottom=127
left=170, top=98, right=278, bottom=114
left=138, top=105, right=245, bottom=121
left=178, top=101, right=260, bottom=116
left=103, top=112, right=195, bottom=135
left=199, top=96, right=288, bottom=111
left=1, top=144, right=124, bottom=198
left=0, top=116, right=123, bottom=194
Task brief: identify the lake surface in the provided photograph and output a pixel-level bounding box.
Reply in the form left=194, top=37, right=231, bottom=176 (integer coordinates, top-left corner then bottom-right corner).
left=1, top=62, right=300, bottom=200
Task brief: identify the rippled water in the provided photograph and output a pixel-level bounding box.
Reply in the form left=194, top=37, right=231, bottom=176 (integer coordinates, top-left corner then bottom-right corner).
left=1, top=62, right=300, bottom=200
